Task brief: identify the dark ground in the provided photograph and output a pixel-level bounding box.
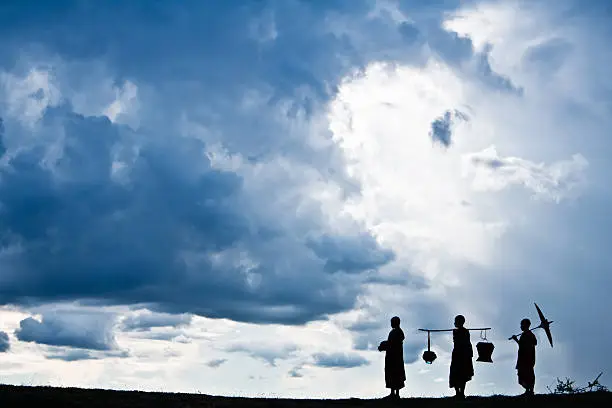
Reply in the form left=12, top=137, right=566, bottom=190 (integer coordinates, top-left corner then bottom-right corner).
left=1, top=385, right=611, bottom=407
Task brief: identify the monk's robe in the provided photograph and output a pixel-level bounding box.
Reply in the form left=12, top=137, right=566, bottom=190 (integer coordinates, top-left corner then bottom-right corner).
left=516, top=330, right=537, bottom=389
left=384, top=327, right=406, bottom=390
left=449, top=327, right=474, bottom=388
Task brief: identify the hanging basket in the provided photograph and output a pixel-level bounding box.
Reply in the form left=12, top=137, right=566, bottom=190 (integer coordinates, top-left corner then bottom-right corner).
left=475, top=329, right=494, bottom=362
left=476, top=341, right=494, bottom=362
left=422, top=350, right=437, bottom=364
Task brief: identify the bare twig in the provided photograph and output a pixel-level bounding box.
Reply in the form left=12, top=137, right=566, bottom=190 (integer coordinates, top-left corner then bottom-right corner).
left=547, top=372, right=608, bottom=394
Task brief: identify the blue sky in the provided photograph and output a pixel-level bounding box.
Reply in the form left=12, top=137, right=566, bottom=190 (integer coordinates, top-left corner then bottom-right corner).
left=1, top=0, right=611, bottom=399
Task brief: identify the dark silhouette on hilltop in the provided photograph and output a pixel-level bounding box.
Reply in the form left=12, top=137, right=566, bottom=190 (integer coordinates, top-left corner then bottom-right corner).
left=511, top=318, right=537, bottom=396
left=378, top=316, right=406, bottom=399
left=449, top=315, right=474, bottom=399
left=507, top=303, right=555, bottom=396
left=0, top=384, right=611, bottom=407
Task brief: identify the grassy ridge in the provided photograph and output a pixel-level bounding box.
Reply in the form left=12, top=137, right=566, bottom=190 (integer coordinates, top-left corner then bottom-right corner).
left=1, top=385, right=611, bottom=407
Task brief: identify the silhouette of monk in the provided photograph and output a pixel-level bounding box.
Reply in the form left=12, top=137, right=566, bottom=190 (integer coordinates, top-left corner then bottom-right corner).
left=511, top=318, right=537, bottom=396
left=449, top=315, right=473, bottom=399
left=378, top=316, right=406, bottom=399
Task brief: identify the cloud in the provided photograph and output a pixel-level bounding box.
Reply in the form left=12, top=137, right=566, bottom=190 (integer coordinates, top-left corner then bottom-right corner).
left=473, top=44, right=524, bottom=95
left=102, top=80, right=139, bottom=128
left=0, top=331, right=9, bottom=352
left=429, top=109, right=469, bottom=147
left=46, top=349, right=100, bottom=361
left=225, top=343, right=298, bottom=367
left=305, top=233, right=394, bottom=274
left=121, top=311, right=192, bottom=332
left=45, top=347, right=129, bottom=361
left=123, top=326, right=193, bottom=343
left=130, top=330, right=192, bottom=343
left=14, top=310, right=118, bottom=351
left=288, top=365, right=304, bottom=378
left=0, top=68, right=62, bottom=127
left=0, top=89, right=394, bottom=325
left=206, top=358, right=227, bottom=368
left=462, top=145, right=588, bottom=202
left=0, top=117, right=4, bottom=155
left=311, top=352, right=369, bottom=368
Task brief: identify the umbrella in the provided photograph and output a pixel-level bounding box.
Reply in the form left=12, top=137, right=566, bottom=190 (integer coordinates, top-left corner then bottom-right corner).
left=534, top=302, right=554, bottom=348
left=508, top=302, right=554, bottom=347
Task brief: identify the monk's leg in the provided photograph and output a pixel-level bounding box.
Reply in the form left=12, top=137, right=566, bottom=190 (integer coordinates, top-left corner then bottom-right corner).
left=518, top=367, right=535, bottom=395
left=527, top=368, right=535, bottom=394
left=458, top=381, right=466, bottom=398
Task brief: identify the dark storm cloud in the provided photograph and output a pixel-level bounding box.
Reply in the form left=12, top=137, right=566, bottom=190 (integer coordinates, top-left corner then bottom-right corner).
left=0, top=0, right=374, bottom=120
left=14, top=310, right=118, bottom=351
left=305, top=233, right=395, bottom=274
left=311, top=352, right=369, bottom=368
left=0, top=0, right=515, bottom=132
left=0, top=99, right=395, bottom=324
left=0, top=0, right=516, bottom=331
left=0, top=0, right=414, bottom=327
left=0, top=331, right=9, bottom=352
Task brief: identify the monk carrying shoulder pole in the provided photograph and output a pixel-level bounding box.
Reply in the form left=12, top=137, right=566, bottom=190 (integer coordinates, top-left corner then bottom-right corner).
left=418, top=327, right=494, bottom=364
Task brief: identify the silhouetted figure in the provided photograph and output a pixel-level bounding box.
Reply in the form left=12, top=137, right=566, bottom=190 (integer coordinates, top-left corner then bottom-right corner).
left=449, top=315, right=473, bottom=399
left=511, top=318, right=537, bottom=396
left=378, top=316, right=406, bottom=399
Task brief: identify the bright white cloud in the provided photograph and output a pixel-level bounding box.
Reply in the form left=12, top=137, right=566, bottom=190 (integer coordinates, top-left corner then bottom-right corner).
left=0, top=68, right=61, bottom=127
left=463, top=145, right=588, bottom=202
left=328, top=60, right=513, bottom=272
left=103, top=80, right=139, bottom=128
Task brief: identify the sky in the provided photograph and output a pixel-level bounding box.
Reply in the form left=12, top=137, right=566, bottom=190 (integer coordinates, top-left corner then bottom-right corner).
left=1, top=0, right=612, bottom=399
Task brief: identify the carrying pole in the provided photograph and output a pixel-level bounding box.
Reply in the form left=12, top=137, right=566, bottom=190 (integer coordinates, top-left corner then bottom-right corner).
left=419, top=328, right=491, bottom=332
